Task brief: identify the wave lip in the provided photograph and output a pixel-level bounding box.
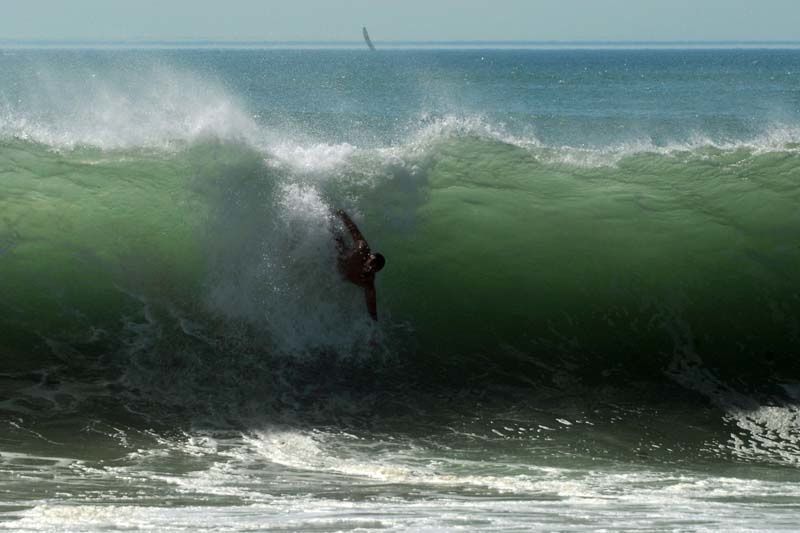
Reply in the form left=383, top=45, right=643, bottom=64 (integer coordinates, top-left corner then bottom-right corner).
left=395, top=115, right=800, bottom=168
left=3, top=66, right=800, bottom=165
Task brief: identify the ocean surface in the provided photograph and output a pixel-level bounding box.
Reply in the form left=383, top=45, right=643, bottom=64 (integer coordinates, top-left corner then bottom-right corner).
left=1, top=47, right=800, bottom=531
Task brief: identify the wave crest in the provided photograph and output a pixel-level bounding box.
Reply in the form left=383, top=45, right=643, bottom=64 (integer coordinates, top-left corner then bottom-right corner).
left=0, top=62, right=259, bottom=150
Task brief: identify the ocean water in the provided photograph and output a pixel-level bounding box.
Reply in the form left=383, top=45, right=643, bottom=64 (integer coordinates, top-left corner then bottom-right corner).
left=1, top=47, right=800, bottom=531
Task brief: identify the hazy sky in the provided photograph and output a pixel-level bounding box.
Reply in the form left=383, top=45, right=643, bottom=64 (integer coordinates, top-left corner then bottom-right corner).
left=1, top=0, right=799, bottom=42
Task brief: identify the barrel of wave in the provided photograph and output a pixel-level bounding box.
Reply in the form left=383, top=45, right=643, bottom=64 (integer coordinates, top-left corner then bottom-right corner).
left=366, top=139, right=800, bottom=384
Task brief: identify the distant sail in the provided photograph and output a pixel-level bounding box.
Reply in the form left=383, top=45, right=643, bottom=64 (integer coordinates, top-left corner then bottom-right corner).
left=362, top=26, right=376, bottom=51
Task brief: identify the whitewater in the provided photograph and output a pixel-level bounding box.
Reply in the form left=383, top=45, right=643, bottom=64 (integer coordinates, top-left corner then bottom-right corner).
left=2, top=48, right=800, bottom=531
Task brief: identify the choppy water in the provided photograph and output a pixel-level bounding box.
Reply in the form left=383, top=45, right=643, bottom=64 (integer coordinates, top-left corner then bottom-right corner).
left=2, top=48, right=800, bottom=531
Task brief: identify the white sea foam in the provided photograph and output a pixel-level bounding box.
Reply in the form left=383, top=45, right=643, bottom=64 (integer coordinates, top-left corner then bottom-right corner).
left=204, top=179, right=380, bottom=359
left=266, top=141, right=358, bottom=172
left=5, top=425, right=800, bottom=532
left=727, top=403, right=800, bottom=465
left=244, top=427, right=798, bottom=500
left=667, top=335, right=800, bottom=466
left=370, top=114, right=800, bottom=171
left=403, top=113, right=542, bottom=153
left=5, top=492, right=800, bottom=533
left=0, top=63, right=260, bottom=150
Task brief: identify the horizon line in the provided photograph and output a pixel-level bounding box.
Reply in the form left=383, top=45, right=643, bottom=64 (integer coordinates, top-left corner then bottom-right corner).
left=2, top=39, right=800, bottom=49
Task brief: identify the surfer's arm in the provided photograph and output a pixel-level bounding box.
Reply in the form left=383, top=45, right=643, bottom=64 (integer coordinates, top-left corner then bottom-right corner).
left=365, top=284, right=378, bottom=321
left=335, top=209, right=366, bottom=242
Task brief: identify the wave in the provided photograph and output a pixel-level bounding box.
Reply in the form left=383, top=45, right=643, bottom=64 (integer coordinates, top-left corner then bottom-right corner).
left=2, top=60, right=800, bottom=434
left=2, top=133, right=799, bottom=375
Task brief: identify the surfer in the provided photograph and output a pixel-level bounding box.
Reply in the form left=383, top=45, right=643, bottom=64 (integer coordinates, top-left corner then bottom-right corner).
left=333, top=209, right=385, bottom=321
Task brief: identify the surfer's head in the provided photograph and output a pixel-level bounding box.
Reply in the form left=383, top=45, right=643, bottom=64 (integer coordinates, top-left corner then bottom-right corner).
left=366, top=253, right=385, bottom=274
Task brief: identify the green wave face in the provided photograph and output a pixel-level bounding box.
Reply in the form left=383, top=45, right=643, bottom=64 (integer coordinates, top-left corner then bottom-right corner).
left=0, top=140, right=267, bottom=372
left=370, top=139, right=800, bottom=381
left=2, top=134, right=800, bottom=389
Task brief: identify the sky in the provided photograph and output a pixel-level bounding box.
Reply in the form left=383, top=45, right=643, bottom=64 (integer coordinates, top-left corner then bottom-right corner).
left=1, top=0, right=799, bottom=43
